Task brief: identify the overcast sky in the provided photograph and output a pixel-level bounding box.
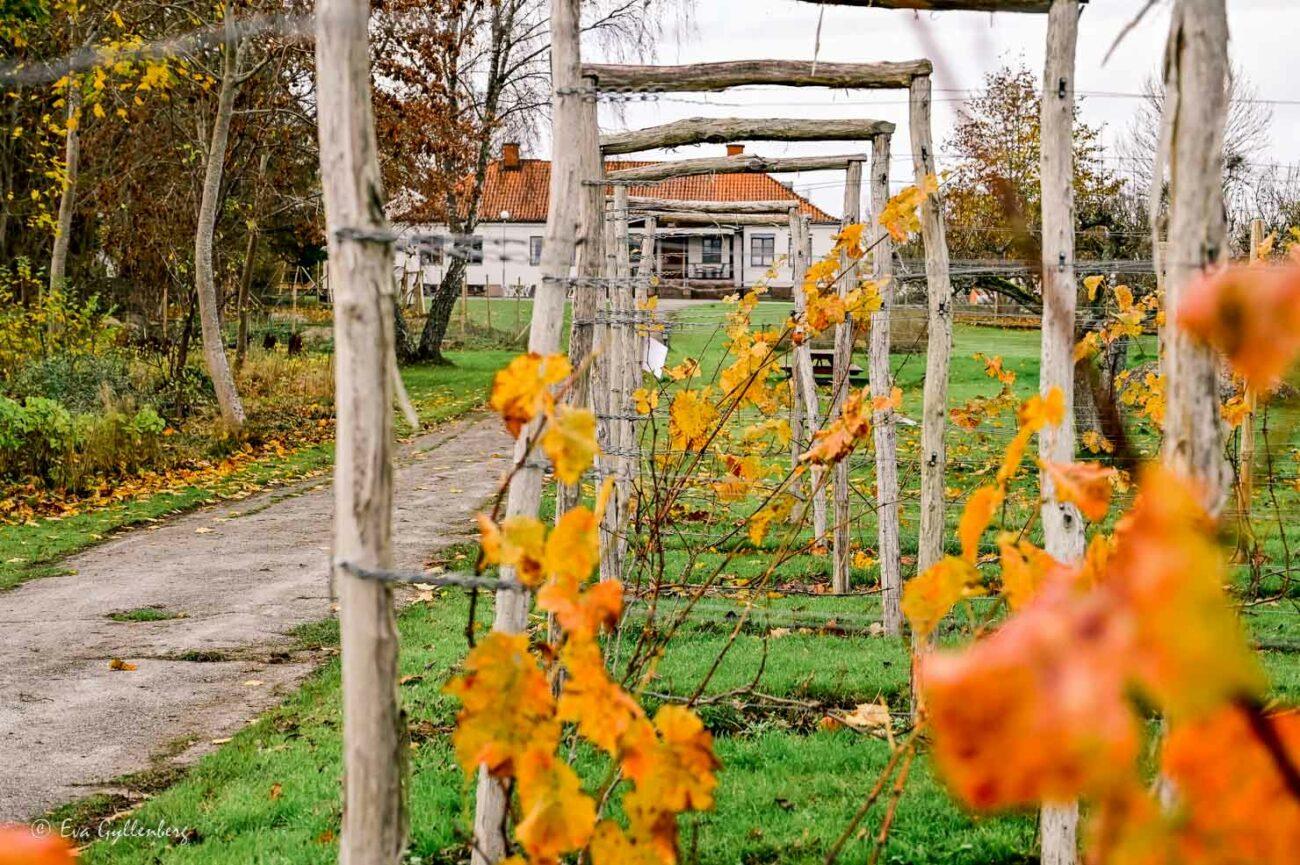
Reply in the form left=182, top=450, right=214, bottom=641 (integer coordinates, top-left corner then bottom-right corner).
left=579, top=0, right=1298, bottom=217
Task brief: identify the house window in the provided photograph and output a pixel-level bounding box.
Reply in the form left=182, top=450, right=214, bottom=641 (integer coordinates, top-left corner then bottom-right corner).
left=702, top=236, right=723, bottom=264
left=530, top=236, right=543, bottom=266
left=750, top=234, right=775, bottom=267
left=418, top=238, right=443, bottom=268
left=464, top=236, right=485, bottom=264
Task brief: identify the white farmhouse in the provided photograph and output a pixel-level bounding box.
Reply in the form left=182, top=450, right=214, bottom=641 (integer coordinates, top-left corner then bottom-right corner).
left=394, top=143, right=841, bottom=301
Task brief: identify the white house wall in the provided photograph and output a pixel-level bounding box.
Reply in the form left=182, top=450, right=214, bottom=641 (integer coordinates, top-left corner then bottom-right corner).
left=392, top=221, right=840, bottom=295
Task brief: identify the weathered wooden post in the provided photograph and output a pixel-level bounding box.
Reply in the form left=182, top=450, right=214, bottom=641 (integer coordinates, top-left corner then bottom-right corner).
left=1038, top=2, right=1084, bottom=862
left=832, top=159, right=865, bottom=593
left=1158, top=0, right=1231, bottom=514
left=559, top=76, right=605, bottom=518
left=869, top=132, right=903, bottom=636
left=473, top=0, right=586, bottom=858
left=1239, top=218, right=1265, bottom=525
left=790, top=208, right=808, bottom=471
left=910, top=73, right=954, bottom=579
left=315, top=0, right=406, bottom=861
left=791, top=211, right=828, bottom=543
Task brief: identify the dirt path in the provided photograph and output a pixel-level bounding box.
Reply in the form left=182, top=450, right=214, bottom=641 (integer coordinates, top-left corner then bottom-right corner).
left=0, top=413, right=511, bottom=821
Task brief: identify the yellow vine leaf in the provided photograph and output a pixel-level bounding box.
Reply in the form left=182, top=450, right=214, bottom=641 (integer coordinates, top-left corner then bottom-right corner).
left=903, top=556, right=983, bottom=641
left=543, top=406, right=598, bottom=485
left=514, top=747, right=598, bottom=863
left=444, top=633, right=559, bottom=776
left=490, top=353, right=572, bottom=437
left=633, top=387, right=659, bottom=415
left=958, top=485, right=1004, bottom=563
left=1044, top=461, right=1116, bottom=522
left=668, top=389, right=719, bottom=452
left=478, top=514, right=547, bottom=587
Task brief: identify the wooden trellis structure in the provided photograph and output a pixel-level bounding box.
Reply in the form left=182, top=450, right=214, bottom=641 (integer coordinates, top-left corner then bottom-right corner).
left=318, top=0, right=1232, bottom=862
left=584, top=58, right=952, bottom=634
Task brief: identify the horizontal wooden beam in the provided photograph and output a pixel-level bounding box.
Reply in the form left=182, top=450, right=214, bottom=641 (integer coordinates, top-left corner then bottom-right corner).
left=601, top=117, right=894, bottom=155
left=636, top=211, right=797, bottom=226
left=796, top=0, right=1054, bottom=11
left=609, top=153, right=867, bottom=183
left=622, top=197, right=796, bottom=214
left=582, top=59, right=932, bottom=93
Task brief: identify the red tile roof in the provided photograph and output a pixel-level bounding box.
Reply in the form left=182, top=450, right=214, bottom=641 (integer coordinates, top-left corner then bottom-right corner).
left=477, top=157, right=837, bottom=224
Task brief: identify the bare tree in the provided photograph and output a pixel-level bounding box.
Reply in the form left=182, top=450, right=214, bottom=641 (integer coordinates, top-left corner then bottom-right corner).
left=1122, top=64, right=1272, bottom=229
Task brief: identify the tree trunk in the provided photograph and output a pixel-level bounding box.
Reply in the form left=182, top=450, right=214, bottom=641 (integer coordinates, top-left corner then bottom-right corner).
left=195, top=39, right=246, bottom=428
left=49, top=86, right=82, bottom=290
left=316, top=0, right=408, bottom=862
left=1159, top=0, right=1231, bottom=514
left=416, top=257, right=467, bottom=364
left=472, top=1, right=585, bottom=859
left=869, top=133, right=903, bottom=636
left=1038, top=3, right=1084, bottom=863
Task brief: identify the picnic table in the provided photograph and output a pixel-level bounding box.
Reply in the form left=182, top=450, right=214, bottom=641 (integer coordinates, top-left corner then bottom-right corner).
left=781, top=348, right=868, bottom=387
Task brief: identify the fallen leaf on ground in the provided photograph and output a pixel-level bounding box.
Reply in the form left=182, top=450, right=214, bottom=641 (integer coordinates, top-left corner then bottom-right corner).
left=108, top=658, right=137, bottom=671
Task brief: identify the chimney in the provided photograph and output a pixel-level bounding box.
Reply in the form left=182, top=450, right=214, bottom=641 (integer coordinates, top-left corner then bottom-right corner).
left=726, top=144, right=745, bottom=157
left=502, top=142, right=522, bottom=171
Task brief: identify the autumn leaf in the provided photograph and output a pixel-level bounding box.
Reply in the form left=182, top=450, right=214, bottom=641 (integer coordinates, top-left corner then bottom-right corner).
left=543, top=506, right=599, bottom=584
left=557, top=638, right=645, bottom=754
left=873, top=386, right=903, bottom=413
left=444, top=633, right=558, bottom=776
left=108, top=658, right=137, bottom=671
left=958, top=485, right=1004, bottom=563
left=668, top=389, right=719, bottom=452
left=542, top=406, right=598, bottom=485
left=478, top=514, right=547, bottom=587
left=665, top=357, right=701, bottom=381
left=1105, top=468, right=1267, bottom=719
left=632, top=387, right=659, bottom=415
left=998, top=537, right=1059, bottom=611
left=922, top=580, right=1140, bottom=809
left=1018, top=387, right=1065, bottom=432
left=1043, top=461, right=1116, bottom=522
left=538, top=576, right=622, bottom=639
left=514, top=747, right=598, bottom=863
left=0, top=826, right=77, bottom=865
left=1178, top=262, right=1300, bottom=391
left=589, top=821, right=663, bottom=865
left=902, top=556, right=983, bottom=641
left=1084, top=274, right=1105, bottom=302
left=490, top=353, right=572, bottom=437
left=747, top=494, right=795, bottom=546
left=1160, top=706, right=1300, bottom=864
left=801, top=386, right=872, bottom=465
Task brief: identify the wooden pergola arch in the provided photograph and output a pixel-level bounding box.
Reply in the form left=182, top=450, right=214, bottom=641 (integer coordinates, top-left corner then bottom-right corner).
left=579, top=57, right=948, bottom=631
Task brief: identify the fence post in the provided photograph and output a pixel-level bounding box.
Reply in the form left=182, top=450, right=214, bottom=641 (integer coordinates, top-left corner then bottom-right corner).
left=1158, top=0, right=1231, bottom=514
left=1038, top=2, right=1085, bottom=862
left=910, top=73, right=954, bottom=580
left=315, top=0, right=407, bottom=861
left=472, top=0, right=586, bottom=859
left=832, top=160, right=864, bottom=594
left=869, top=132, right=903, bottom=636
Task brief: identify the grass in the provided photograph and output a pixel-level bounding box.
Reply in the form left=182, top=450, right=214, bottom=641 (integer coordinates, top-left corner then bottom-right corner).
left=34, top=301, right=1300, bottom=863
left=107, top=606, right=184, bottom=622
left=0, top=351, right=511, bottom=591
left=76, top=592, right=1034, bottom=865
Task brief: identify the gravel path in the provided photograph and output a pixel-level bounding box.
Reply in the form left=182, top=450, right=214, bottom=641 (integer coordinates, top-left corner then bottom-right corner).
left=0, top=413, right=511, bottom=821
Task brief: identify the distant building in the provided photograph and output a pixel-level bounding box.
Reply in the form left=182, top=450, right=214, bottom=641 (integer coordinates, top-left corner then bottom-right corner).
left=394, top=143, right=841, bottom=300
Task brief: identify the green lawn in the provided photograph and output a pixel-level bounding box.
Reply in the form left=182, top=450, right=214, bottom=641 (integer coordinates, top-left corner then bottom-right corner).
left=39, top=301, right=1300, bottom=863
left=0, top=351, right=512, bottom=591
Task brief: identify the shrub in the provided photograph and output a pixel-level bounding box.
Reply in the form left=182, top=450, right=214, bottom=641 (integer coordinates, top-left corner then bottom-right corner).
left=0, top=394, right=168, bottom=491
left=0, top=263, right=117, bottom=380
left=5, top=352, right=134, bottom=412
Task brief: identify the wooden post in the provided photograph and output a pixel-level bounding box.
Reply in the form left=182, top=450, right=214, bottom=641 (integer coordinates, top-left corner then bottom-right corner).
left=869, top=133, right=903, bottom=636
left=832, top=160, right=864, bottom=594
left=910, top=73, right=954, bottom=579
left=1158, top=0, right=1231, bottom=515
left=473, top=0, right=586, bottom=859
left=601, top=117, right=893, bottom=155
left=1240, top=218, right=1264, bottom=518
left=597, top=198, right=622, bottom=583
left=613, top=185, right=636, bottom=570
left=559, top=77, right=604, bottom=518
left=791, top=213, right=828, bottom=544
left=790, top=210, right=807, bottom=471
left=315, top=0, right=407, bottom=862
left=1038, top=3, right=1084, bottom=862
